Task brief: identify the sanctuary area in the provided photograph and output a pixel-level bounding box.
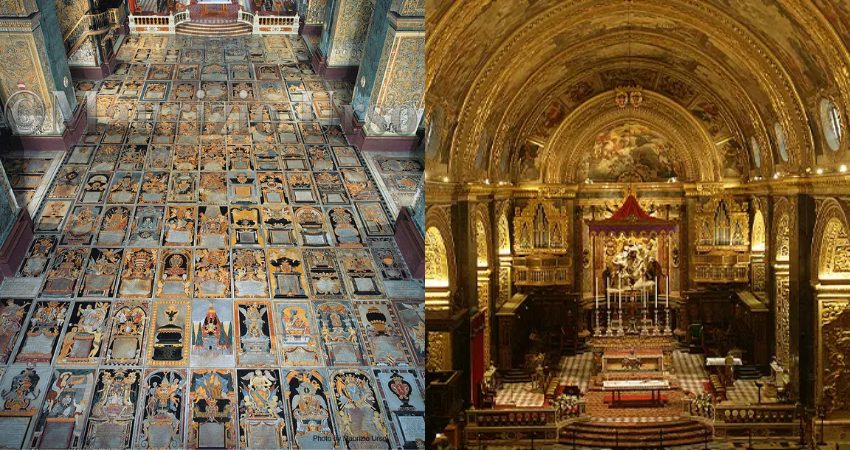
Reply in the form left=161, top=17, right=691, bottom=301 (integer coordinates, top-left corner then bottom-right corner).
left=426, top=0, right=850, bottom=448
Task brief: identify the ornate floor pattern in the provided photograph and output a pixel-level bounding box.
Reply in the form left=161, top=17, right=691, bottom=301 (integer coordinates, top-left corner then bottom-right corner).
left=0, top=34, right=423, bottom=450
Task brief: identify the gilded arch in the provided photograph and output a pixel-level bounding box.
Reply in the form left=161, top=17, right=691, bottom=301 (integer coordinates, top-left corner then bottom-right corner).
left=812, top=198, right=850, bottom=281
left=542, top=90, right=720, bottom=183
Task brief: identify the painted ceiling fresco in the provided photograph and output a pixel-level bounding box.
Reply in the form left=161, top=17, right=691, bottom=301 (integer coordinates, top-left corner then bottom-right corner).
left=427, top=0, right=850, bottom=183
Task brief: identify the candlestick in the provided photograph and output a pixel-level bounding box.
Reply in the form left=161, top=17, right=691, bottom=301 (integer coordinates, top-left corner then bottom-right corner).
left=595, top=277, right=599, bottom=310
left=595, top=307, right=601, bottom=336
left=666, top=275, right=670, bottom=308
left=655, top=276, right=658, bottom=309
left=654, top=304, right=660, bottom=334
left=618, top=277, right=622, bottom=309
left=606, top=280, right=610, bottom=309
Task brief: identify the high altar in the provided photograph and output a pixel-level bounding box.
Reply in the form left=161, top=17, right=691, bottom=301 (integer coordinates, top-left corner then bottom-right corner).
left=586, top=195, right=678, bottom=374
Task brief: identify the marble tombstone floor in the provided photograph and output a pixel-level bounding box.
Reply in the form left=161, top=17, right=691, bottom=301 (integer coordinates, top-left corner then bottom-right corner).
left=0, top=34, right=424, bottom=450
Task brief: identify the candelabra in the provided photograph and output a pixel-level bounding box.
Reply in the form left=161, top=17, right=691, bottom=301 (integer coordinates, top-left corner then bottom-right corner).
left=606, top=309, right=613, bottom=336
left=641, top=305, right=649, bottom=335
left=664, top=307, right=672, bottom=334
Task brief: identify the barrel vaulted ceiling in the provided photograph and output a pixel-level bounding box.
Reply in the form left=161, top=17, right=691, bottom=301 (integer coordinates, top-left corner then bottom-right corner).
left=425, top=0, right=850, bottom=185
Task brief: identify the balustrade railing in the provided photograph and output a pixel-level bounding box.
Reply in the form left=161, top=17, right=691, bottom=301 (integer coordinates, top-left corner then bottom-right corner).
left=238, top=11, right=298, bottom=34
left=129, top=10, right=188, bottom=33
left=467, top=408, right=558, bottom=428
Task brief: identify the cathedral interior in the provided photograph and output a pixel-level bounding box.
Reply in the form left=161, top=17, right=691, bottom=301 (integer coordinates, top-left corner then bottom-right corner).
left=426, top=0, right=850, bottom=449
left=0, top=0, right=425, bottom=448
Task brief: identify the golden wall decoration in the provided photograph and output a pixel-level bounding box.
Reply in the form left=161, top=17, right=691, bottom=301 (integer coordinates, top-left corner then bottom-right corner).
left=498, top=266, right=510, bottom=309
left=775, top=277, right=791, bottom=372
left=365, top=31, right=425, bottom=136
left=513, top=196, right=569, bottom=255
left=304, top=0, right=327, bottom=25
left=752, top=208, right=766, bottom=252
left=476, top=218, right=488, bottom=268
left=497, top=211, right=510, bottom=256
left=821, top=301, right=850, bottom=413
left=426, top=331, right=449, bottom=372
left=775, top=214, right=791, bottom=262
left=0, top=0, right=37, bottom=16
left=477, top=280, right=490, bottom=368
left=425, top=226, right=449, bottom=288
left=326, top=0, right=374, bottom=67
left=0, top=33, right=55, bottom=133
left=819, top=218, right=850, bottom=279
left=393, top=0, right=424, bottom=16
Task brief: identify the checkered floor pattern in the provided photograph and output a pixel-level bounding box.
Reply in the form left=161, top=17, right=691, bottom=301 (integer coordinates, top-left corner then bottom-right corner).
left=726, top=378, right=779, bottom=404
left=557, top=351, right=594, bottom=393
left=672, top=350, right=709, bottom=395
left=494, top=382, right=546, bottom=408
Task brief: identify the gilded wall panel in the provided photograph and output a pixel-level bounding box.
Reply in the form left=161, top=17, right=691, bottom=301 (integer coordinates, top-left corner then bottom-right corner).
left=497, top=266, right=510, bottom=309
left=54, top=0, right=89, bottom=38
left=0, top=0, right=36, bottom=16
left=391, top=0, right=424, bottom=16
left=376, top=34, right=425, bottom=110
left=0, top=32, right=55, bottom=133
left=326, top=0, right=374, bottom=67
left=477, top=280, right=490, bottom=367
left=366, top=33, right=424, bottom=136
left=775, top=276, right=790, bottom=370
left=426, top=331, right=450, bottom=371
left=821, top=300, right=850, bottom=413
left=305, top=0, right=328, bottom=24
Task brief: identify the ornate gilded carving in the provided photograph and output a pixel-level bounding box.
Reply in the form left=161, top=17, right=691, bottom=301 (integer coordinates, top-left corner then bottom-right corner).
left=776, top=214, right=791, bottom=262
left=476, top=219, right=488, bottom=268
left=497, top=266, right=510, bottom=309
left=326, top=0, right=374, bottom=67
left=775, top=277, right=790, bottom=370
left=304, top=0, right=328, bottom=24
left=0, top=34, right=55, bottom=135
left=752, top=208, right=766, bottom=252
left=477, top=280, right=490, bottom=368
left=497, top=211, right=510, bottom=256
left=821, top=301, right=850, bottom=413
left=425, top=226, right=449, bottom=288
left=426, top=331, right=449, bottom=372
left=819, top=218, right=850, bottom=278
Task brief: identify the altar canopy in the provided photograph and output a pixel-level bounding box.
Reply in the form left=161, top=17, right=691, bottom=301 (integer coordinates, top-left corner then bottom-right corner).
left=587, top=195, right=676, bottom=236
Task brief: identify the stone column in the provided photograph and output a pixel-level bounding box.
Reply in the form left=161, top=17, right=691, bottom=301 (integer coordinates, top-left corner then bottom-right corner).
left=298, top=0, right=327, bottom=35
left=0, top=160, right=32, bottom=284
left=789, top=194, right=816, bottom=406
left=452, top=199, right=476, bottom=408
left=342, top=0, right=423, bottom=151
left=312, top=0, right=376, bottom=80
left=394, top=177, right=424, bottom=278
left=0, top=0, right=86, bottom=150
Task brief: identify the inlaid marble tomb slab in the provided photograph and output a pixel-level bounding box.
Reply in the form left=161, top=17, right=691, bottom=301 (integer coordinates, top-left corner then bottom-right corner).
left=0, top=34, right=424, bottom=449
